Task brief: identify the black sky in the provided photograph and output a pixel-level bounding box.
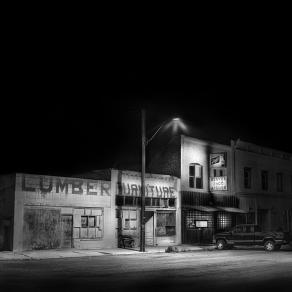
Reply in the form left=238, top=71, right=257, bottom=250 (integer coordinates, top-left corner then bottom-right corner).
left=1, top=22, right=291, bottom=176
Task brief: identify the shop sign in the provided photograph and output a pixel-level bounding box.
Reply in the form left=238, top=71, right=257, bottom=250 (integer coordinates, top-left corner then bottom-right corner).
left=119, top=171, right=178, bottom=198
left=210, top=153, right=226, bottom=167
left=209, top=176, right=227, bottom=191
left=20, top=174, right=110, bottom=196
left=195, top=220, right=208, bottom=228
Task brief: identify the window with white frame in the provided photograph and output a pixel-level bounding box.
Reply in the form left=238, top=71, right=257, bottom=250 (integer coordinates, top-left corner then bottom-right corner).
left=189, top=163, right=203, bottom=189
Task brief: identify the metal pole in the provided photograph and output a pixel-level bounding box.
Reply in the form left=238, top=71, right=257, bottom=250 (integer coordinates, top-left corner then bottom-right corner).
left=140, top=109, right=146, bottom=252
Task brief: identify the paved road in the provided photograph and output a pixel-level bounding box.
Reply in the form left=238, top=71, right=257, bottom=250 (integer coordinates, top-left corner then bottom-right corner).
left=1, top=249, right=292, bottom=292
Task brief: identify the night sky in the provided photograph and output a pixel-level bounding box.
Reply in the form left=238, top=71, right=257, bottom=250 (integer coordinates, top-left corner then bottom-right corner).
left=1, top=29, right=291, bottom=176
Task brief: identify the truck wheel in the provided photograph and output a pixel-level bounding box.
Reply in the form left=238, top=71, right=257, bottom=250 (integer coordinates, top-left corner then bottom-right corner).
left=216, top=239, right=226, bottom=250
left=264, top=240, right=275, bottom=251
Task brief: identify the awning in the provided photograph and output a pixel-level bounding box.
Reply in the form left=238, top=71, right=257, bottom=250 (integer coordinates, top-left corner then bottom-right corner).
left=216, top=206, right=247, bottom=213
left=183, top=205, right=219, bottom=212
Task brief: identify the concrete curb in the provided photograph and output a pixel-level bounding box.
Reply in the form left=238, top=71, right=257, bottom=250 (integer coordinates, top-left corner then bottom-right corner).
left=0, top=245, right=217, bottom=261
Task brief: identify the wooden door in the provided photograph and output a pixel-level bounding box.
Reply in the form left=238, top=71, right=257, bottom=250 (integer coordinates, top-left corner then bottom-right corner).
left=61, top=215, right=73, bottom=248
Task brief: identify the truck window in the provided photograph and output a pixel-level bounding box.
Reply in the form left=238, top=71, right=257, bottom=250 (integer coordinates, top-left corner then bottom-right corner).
left=254, top=225, right=261, bottom=232
left=246, top=226, right=254, bottom=233
left=234, top=226, right=243, bottom=233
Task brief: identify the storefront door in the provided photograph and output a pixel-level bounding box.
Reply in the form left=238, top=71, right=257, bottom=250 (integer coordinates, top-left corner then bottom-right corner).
left=145, top=211, right=154, bottom=246
left=61, top=215, right=73, bottom=248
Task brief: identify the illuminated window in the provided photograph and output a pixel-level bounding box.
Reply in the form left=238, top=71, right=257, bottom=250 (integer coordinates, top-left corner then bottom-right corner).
left=217, top=212, right=232, bottom=230
left=185, top=210, right=213, bottom=229
left=189, top=163, right=203, bottom=189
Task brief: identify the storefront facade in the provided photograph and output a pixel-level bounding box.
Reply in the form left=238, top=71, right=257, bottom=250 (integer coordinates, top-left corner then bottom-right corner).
left=233, top=139, right=292, bottom=232
left=2, top=173, right=116, bottom=252
left=113, top=169, right=181, bottom=247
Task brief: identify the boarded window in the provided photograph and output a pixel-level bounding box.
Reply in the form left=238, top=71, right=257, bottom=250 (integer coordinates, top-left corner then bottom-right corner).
left=74, top=208, right=103, bottom=239
left=156, top=212, right=176, bottom=236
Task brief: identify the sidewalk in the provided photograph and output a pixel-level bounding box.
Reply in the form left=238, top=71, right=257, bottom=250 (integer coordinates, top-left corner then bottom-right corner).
left=0, top=244, right=215, bottom=261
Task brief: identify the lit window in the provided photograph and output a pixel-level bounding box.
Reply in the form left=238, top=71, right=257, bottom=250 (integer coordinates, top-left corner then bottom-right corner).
left=217, top=212, right=232, bottom=230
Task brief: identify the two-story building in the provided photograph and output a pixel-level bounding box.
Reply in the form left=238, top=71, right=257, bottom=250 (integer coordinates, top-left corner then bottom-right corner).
left=232, top=139, right=292, bottom=232
left=149, top=135, right=245, bottom=244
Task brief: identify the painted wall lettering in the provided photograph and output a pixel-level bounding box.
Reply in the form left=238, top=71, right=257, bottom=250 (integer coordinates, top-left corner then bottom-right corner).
left=56, top=178, right=69, bottom=194
left=20, top=174, right=110, bottom=196
left=119, top=182, right=176, bottom=198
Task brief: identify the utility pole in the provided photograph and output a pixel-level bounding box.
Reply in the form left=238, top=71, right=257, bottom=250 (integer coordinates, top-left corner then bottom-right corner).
left=140, top=109, right=146, bottom=252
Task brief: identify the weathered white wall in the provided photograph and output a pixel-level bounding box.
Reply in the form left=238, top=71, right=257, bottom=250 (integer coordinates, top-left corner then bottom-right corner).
left=13, top=173, right=116, bottom=251
left=112, top=169, right=181, bottom=246
left=181, top=136, right=233, bottom=196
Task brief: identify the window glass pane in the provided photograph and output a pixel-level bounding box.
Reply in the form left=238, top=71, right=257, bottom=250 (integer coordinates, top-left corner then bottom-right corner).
left=88, top=216, right=96, bottom=227
left=196, top=177, right=203, bottom=189
left=195, top=164, right=202, bottom=178
left=130, top=219, right=137, bottom=230
left=189, top=165, right=195, bottom=176
left=189, top=177, right=194, bottom=188
left=125, top=218, right=130, bottom=229
left=81, top=216, right=88, bottom=228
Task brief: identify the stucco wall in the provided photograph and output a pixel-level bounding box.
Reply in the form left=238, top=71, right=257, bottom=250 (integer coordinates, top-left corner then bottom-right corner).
left=13, top=173, right=116, bottom=251
left=181, top=136, right=233, bottom=195
left=235, top=149, right=292, bottom=195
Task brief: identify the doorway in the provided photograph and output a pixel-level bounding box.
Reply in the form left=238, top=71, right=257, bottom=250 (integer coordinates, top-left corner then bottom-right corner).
left=61, top=215, right=73, bottom=248
left=145, top=211, right=154, bottom=246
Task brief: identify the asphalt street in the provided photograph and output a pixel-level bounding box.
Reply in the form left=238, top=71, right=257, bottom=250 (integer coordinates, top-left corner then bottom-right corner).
left=1, top=249, right=292, bottom=292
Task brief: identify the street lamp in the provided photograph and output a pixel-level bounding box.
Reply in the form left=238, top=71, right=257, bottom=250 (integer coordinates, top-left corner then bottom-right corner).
left=140, top=110, right=183, bottom=252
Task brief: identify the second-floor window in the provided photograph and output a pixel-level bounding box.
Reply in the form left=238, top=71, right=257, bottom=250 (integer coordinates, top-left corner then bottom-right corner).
left=244, top=167, right=251, bottom=189
left=276, top=172, right=283, bottom=192
left=261, top=170, right=268, bottom=190
left=189, top=163, right=203, bottom=189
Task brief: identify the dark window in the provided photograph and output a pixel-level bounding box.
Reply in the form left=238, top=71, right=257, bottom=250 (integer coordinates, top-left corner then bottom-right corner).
left=81, top=216, right=88, bottom=228
left=276, top=173, right=283, bottom=192
left=219, top=170, right=224, bottom=177
left=156, top=212, right=176, bottom=236
left=213, top=169, right=217, bottom=177
left=254, top=225, right=261, bottom=232
left=189, top=165, right=195, bottom=187
left=261, top=170, right=268, bottom=190
left=244, top=167, right=252, bottom=189
left=234, top=225, right=243, bottom=233
left=81, top=216, right=96, bottom=228
left=169, top=198, right=176, bottom=207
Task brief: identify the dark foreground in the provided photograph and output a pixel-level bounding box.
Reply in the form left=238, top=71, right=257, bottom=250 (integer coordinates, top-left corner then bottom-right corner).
left=1, top=249, right=292, bottom=292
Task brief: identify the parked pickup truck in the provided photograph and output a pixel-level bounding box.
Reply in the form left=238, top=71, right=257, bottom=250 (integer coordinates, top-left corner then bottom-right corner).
left=214, top=224, right=291, bottom=251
